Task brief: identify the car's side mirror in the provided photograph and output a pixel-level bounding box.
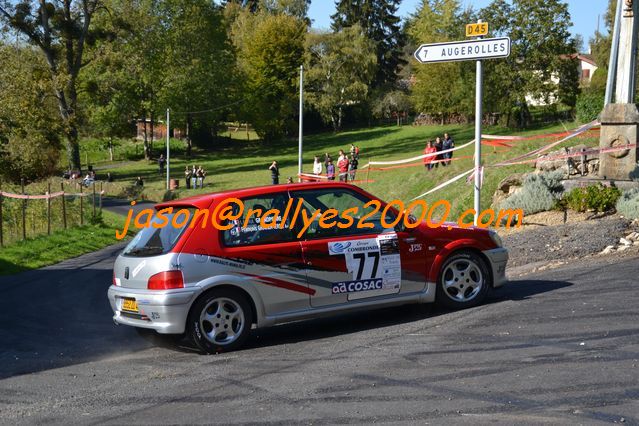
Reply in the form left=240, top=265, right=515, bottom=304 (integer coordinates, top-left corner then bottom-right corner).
left=395, top=213, right=417, bottom=233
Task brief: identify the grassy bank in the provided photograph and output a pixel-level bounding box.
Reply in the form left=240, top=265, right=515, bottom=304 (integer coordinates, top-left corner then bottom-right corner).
left=96, top=121, right=598, bottom=217
left=0, top=210, right=127, bottom=276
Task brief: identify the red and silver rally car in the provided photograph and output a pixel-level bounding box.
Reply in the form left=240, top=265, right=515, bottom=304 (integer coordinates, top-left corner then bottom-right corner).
left=108, top=182, right=508, bottom=353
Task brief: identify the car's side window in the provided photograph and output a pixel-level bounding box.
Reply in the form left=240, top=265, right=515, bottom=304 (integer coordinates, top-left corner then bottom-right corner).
left=290, top=188, right=397, bottom=239
left=222, top=193, right=295, bottom=247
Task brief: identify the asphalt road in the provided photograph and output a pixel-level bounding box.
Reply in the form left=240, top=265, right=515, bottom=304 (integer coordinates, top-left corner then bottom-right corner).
left=1, top=246, right=638, bottom=424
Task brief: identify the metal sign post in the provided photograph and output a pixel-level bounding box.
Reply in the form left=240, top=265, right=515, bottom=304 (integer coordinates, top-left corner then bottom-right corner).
left=298, top=65, right=304, bottom=182
left=413, top=23, right=510, bottom=225
left=166, top=108, right=170, bottom=190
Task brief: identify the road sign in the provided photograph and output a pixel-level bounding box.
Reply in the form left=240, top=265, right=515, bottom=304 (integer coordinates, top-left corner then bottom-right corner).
left=466, top=22, right=488, bottom=37
left=413, top=37, right=510, bottom=64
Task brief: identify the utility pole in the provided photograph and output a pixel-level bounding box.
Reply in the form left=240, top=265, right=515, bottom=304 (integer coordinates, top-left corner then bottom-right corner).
left=298, top=65, right=304, bottom=181
left=166, top=108, right=170, bottom=190
left=473, top=20, right=484, bottom=225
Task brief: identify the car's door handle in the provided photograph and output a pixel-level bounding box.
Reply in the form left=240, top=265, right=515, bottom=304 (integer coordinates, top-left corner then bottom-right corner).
left=403, top=237, right=417, bottom=243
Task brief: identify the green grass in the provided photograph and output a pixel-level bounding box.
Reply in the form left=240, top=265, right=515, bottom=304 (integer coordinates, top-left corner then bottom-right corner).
left=97, top=121, right=598, bottom=218
left=0, top=210, right=128, bottom=276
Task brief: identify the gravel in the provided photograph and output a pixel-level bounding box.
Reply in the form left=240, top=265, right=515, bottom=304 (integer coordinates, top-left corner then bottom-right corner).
left=502, top=214, right=636, bottom=269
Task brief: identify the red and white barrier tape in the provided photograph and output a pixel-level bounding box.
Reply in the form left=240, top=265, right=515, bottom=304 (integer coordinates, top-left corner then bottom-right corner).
left=410, top=168, right=475, bottom=201
left=0, top=190, right=105, bottom=200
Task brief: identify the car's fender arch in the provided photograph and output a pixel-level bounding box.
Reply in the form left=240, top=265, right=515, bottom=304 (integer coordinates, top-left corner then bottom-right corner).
left=193, top=274, right=266, bottom=326
left=428, top=239, right=490, bottom=283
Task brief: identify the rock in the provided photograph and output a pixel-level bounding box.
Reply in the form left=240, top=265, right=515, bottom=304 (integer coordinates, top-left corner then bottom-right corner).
left=634, top=240, right=639, bottom=246
left=626, top=231, right=639, bottom=241
left=620, top=237, right=632, bottom=246
left=492, top=173, right=526, bottom=207
left=600, top=245, right=616, bottom=254
left=618, top=244, right=631, bottom=252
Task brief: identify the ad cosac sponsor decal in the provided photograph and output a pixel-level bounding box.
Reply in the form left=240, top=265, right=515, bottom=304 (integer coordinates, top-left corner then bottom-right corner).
left=332, top=279, right=384, bottom=294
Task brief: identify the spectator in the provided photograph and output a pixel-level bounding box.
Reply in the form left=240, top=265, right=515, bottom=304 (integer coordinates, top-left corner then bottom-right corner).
left=337, top=155, right=349, bottom=182
left=354, top=145, right=360, bottom=158
left=269, top=160, right=280, bottom=185
left=433, top=137, right=443, bottom=168
left=197, top=166, right=206, bottom=188
left=348, top=154, right=358, bottom=181
left=106, top=172, right=114, bottom=182
left=313, top=156, right=323, bottom=175
left=324, top=152, right=331, bottom=169
left=191, top=165, right=197, bottom=188
left=350, top=144, right=356, bottom=158
left=286, top=177, right=294, bottom=184
left=338, top=149, right=346, bottom=163
left=185, top=166, right=192, bottom=189
left=158, top=154, right=166, bottom=175
left=442, top=132, right=455, bottom=166
left=423, top=140, right=437, bottom=171
left=135, top=176, right=144, bottom=187
left=326, top=160, right=335, bottom=180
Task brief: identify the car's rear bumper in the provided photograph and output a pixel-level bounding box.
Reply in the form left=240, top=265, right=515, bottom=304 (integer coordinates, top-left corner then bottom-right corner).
left=107, top=285, right=198, bottom=334
left=483, top=247, right=508, bottom=288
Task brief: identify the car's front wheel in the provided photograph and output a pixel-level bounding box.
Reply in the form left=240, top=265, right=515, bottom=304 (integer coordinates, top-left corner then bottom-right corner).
left=188, top=288, right=253, bottom=354
left=436, top=251, right=490, bottom=309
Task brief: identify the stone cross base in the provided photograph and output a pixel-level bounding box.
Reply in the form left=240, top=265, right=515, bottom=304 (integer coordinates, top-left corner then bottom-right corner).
left=598, top=103, right=639, bottom=180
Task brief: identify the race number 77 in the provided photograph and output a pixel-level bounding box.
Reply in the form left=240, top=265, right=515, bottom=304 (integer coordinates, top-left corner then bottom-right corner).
left=352, top=252, right=380, bottom=280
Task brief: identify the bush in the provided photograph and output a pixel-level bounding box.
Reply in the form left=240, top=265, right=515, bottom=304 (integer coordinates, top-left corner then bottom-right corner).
left=500, top=171, right=564, bottom=215
left=563, top=184, right=621, bottom=213
left=616, top=188, right=639, bottom=219
left=575, top=91, right=604, bottom=123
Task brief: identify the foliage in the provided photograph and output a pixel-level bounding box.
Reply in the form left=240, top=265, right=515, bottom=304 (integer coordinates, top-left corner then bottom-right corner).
left=0, top=0, right=106, bottom=170
left=372, top=90, right=412, bottom=122
left=616, top=188, right=639, bottom=219
left=480, top=0, right=580, bottom=125
left=331, top=0, right=404, bottom=88
left=231, top=10, right=306, bottom=140
left=575, top=91, right=604, bottom=123
left=305, top=25, right=377, bottom=131
left=563, top=184, right=621, bottom=213
left=500, top=171, right=564, bottom=215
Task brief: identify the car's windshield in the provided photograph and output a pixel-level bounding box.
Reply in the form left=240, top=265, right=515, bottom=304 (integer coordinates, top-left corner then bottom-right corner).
left=122, top=207, right=196, bottom=257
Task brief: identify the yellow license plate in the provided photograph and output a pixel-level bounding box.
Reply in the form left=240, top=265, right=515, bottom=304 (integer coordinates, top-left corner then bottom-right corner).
left=122, top=298, right=138, bottom=313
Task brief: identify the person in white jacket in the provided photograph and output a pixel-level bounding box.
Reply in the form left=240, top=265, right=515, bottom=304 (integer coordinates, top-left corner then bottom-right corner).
left=313, top=156, right=323, bottom=175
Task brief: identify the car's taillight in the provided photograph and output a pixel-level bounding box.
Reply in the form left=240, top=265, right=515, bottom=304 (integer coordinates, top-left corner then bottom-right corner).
left=147, top=271, right=184, bottom=290
left=113, top=271, right=119, bottom=286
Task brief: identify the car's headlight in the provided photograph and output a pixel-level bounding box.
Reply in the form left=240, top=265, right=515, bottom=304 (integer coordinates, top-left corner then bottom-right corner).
left=489, top=230, right=503, bottom=247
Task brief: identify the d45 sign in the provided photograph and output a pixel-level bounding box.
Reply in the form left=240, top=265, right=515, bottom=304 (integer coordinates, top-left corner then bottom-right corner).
left=466, top=22, right=488, bottom=37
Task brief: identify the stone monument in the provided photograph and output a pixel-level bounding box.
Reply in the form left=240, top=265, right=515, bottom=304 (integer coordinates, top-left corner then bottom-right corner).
left=599, top=0, right=639, bottom=180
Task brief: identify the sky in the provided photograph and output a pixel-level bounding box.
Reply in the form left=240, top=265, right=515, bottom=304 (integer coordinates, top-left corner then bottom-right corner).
left=309, top=0, right=609, bottom=50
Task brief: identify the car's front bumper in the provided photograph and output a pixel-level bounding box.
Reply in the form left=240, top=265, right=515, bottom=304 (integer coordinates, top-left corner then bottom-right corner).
left=107, top=285, right=198, bottom=334
left=483, top=247, right=508, bottom=288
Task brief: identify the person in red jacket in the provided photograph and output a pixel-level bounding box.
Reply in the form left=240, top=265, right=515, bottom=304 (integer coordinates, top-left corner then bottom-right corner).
left=337, top=156, right=349, bottom=182
left=423, top=140, right=437, bottom=170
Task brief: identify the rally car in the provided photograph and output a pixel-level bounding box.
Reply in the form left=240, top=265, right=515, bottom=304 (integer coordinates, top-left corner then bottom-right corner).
left=108, top=182, right=508, bottom=353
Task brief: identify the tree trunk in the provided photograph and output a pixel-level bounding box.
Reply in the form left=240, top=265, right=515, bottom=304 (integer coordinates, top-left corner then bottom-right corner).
left=108, top=137, right=114, bottom=161
left=186, top=113, right=193, bottom=157
left=150, top=113, right=155, bottom=157
left=65, top=124, right=81, bottom=173
left=143, top=119, right=150, bottom=160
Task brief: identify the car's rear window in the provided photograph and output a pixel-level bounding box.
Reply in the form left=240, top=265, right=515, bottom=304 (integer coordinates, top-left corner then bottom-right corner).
left=122, top=207, right=196, bottom=257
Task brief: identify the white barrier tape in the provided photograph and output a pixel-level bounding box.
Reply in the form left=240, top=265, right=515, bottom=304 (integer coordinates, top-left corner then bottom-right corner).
left=467, top=166, right=484, bottom=188
left=0, top=190, right=105, bottom=200
left=410, top=168, right=475, bottom=201
left=493, top=120, right=599, bottom=167
left=490, top=143, right=637, bottom=167
left=364, top=140, right=474, bottom=167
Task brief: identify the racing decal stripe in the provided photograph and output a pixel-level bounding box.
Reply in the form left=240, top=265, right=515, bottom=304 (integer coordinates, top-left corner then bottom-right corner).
left=240, top=273, right=316, bottom=296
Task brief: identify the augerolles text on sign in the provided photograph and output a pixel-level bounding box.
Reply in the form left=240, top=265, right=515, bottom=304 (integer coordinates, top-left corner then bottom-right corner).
left=414, top=37, right=511, bottom=64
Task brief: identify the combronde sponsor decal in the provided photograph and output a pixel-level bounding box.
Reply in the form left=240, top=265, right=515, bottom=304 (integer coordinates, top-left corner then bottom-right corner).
left=332, top=279, right=384, bottom=294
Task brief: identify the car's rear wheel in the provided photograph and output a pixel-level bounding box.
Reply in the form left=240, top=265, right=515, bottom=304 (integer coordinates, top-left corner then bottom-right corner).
left=436, top=251, right=490, bottom=309
left=187, top=288, right=253, bottom=354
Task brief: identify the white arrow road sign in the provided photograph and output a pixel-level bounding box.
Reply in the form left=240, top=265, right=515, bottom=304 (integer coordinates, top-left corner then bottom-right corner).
left=414, top=37, right=511, bottom=63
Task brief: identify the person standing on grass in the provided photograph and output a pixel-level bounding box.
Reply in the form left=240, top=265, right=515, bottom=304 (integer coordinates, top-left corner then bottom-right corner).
left=185, top=166, right=192, bottom=189
left=269, top=161, right=280, bottom=185
left=158, top=154, right=166, bottom=175
left=197, top=166, right=206, bottom=188
left=324, top=153, right=331, bottom=169
left=433, top=137, right=443, bottom=168
left=326, top=160, right=335, bottom=180
left=338, top=149, right=346, bottom=163
left=313, top=156, right=323, bottom=176
left=337, top=155, right=349, bottom=182
left=442, top=132, right=455, bottom=166
left=423, top=140, right=437, bottom=170
left=348, top=154, right=358, bottom=181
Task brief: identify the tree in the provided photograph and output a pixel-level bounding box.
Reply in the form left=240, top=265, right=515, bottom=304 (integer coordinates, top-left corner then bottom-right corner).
left=231, top=10, right=306, bottom=140
left=480, top=0, right=579, bottom=126
left=305, top=25, right=377, bottom=131
left=0, top=0, right=103, bottom=171
left=0, top=44, right=61, bottom=182
left=331, top=0, right=404, bottom=88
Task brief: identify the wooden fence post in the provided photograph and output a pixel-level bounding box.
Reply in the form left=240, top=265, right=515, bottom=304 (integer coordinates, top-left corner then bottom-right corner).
left=99, top=182, right=103, bottom=213
left=21, top=178, right=26, bottom=241
left=92, top=182, right=96, bottom=218
left=61, top=182, right=67, bottom=229
left=47, top=182, right=51, bottom=235
left=0, top=185, right=3, bottom=247
left=80, top=184, right=84, bottom=226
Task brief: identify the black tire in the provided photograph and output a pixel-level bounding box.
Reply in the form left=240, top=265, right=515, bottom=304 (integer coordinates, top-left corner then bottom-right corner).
left=436, top=250, right=491, bottom=309
left=187, top=288, right=253, bottom=354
